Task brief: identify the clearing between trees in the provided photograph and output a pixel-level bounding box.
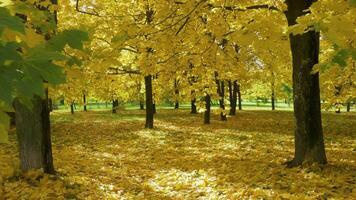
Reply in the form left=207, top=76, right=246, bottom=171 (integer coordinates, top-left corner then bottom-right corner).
left=1, top=110, right=355, bottom=199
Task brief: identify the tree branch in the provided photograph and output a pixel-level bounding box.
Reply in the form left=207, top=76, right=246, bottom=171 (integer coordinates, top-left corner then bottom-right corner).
left=76, top=0, right=101, bottom=17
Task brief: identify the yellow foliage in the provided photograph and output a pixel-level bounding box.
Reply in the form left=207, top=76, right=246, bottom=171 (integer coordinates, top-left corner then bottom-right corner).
left=0, top=110, right=355, bottom=199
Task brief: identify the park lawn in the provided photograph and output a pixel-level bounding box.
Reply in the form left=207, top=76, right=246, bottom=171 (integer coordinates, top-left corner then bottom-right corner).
left=0, top=110, right=355, bottom=199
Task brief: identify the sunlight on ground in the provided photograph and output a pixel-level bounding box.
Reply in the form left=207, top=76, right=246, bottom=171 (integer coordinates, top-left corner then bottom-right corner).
left=148, top=169, right=225, bottom=199
left=0, top=110, right=355, bottom=199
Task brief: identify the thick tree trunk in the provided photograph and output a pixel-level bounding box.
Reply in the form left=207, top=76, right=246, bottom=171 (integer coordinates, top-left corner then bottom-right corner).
left=285, top=0, right=327, bottom=167
left=236, top=81, right=242, bottom=110
left=229, top=80, right=237, bottom=115
left=42, top=91, right=54, bottom=174
left=145, top=75, right=154, bottom=129
left=204, top=94, right=211, bottom=124
left=14, top=94, right=54, bottom=173
left=83, top=94, right=87, bottom=111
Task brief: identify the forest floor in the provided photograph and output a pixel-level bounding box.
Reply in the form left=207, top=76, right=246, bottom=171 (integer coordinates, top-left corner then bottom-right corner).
left=0, top=109, right=355, bottom=199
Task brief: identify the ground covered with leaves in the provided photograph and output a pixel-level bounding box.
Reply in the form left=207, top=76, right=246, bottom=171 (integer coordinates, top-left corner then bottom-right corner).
left=0, top=109, right=355, bottom=199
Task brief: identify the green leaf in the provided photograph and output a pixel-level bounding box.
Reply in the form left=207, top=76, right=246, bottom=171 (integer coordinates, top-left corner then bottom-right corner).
left=332, top=49, right=349, bottom=67
left=0, top=42, right=22, bottom=65
left=0, top=111, right=10, bottom=143
left=38, top=63, right=65, bottom=85
left=0, top=7, right=25, bottom=35
left=25, top=46, right=67, bottom=62
left=48, top=29, right=89, bottom=51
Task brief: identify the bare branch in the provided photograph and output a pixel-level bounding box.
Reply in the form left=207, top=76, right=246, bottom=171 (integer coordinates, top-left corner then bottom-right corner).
left=76, top=0, right=101, bottom=17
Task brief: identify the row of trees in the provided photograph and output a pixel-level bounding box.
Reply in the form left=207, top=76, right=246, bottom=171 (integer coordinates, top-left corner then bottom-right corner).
left=0, top=0, right=355, bottom=172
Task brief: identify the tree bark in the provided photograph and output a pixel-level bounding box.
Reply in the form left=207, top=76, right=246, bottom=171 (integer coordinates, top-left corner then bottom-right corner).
left=140, top=100, right=144, bottom=110
left=271, top=89, right=275, bottom=111
left=204, top=94, right=211, bottom=124
left=174, top=79, right=179, bottom=109
left=285, top=0, right=327, bottom=167
left=218, top=80, right=227, bottom=120
left=70, top=102, right=74, bottom=114
left=347, top=102, right=351, bottom=112
left=191, top=90, right=197, bottom=114
left=83, top=94, right=87, bottom=111
left=42, top=90, right=54, bottom=174
left=215, top=73, right=227, bottom=120
left=229, top=80, right=237, bottom=115
left=112, top=99, right=118, bottom=114
left=14, top=93, right=54, bottom=173
left=48, top=98, right=53, bottom=112
left=145, top=75, right=154, bottom=129
left=236, top=81, right=242, bottom=110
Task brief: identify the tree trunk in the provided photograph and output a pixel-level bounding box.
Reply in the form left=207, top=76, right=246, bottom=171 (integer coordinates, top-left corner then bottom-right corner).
left=236, top=81, right=242, bottom=110
left=145, top=75, right=154, bottom=129
left=14, top=93, right=54, bottom=173
left=153, top=102, right=156, bottom=114
left=174, top=79, right=179, bottom=109
left=204, top=94, right=211, bottom=124
left=83, top=94, right=87, bottom=111
left=70, top=102, right=74, bottom=114
left=229, top=80, right=237, bottom=115
left=140, top=100, right=144, bottom=110
left=191, top=90, right=197, bottom=114
left=48, top=98, right=53, bottom=112
left=42, top=90, right=54, bottom=174
left=112, top=99, right=118, bottom=114
left=218, top=80, right=227, bottom=121
left=285, top=0, right=327, bottom=167
left=347, top=102, right=351, bottom=112
left=271, top=90, right=275, bottom=111
left=7, top=112, right=16, bottom=126
left=215, top=72, right=227, bottom=120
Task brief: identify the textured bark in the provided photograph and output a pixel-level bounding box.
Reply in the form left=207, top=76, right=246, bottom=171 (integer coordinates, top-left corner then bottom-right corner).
left=204, top=94, right=211, bottom=124
left=285, top=0, right=327, bottom=167
left=145, top=75, right=154, bottom=129
left=14, top=94, right=54, bottom=173
left=83, top=94, right=87, bottom=111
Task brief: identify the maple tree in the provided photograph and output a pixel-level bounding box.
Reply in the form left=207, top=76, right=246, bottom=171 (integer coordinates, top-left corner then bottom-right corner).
left=0, top=0, right=355, bottom=198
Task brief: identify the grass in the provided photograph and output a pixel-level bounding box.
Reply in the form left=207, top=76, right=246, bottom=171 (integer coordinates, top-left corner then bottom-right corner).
left=0, top=109, right=355, bottom=199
